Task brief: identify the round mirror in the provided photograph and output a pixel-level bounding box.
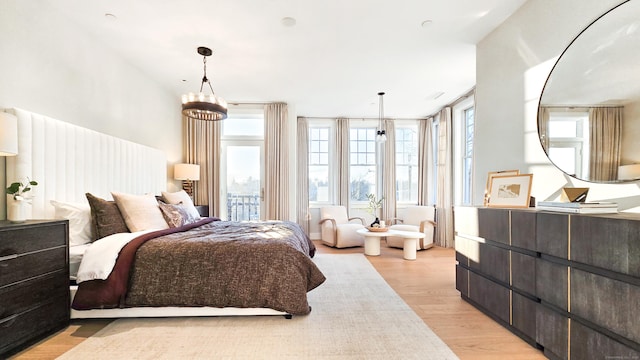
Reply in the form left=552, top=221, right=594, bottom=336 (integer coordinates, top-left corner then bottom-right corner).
left=538, top=0, right=640, bottom=183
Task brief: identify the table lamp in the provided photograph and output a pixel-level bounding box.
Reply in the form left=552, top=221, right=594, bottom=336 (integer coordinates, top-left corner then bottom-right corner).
left=174, top=163, right=200, bottom=198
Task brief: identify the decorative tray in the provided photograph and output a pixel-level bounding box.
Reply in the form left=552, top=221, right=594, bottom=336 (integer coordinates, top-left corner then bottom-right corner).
left=366, top=226, right=388, bottom=232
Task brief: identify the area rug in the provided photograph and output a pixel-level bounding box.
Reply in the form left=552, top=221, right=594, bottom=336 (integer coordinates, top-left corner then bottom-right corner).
left=58, top=253, right=459, bottom=359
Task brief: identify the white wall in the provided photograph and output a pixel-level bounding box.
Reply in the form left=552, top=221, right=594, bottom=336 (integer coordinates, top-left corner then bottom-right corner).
left=475, top=0, right=640, bottom=212
left=0, top=2, right=183, bottom=218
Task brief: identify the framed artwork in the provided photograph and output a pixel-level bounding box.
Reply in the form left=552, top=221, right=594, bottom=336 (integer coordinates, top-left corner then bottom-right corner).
left=487, top=174, right=533, bottom=208
left=484, top=170, right=520, bottom=206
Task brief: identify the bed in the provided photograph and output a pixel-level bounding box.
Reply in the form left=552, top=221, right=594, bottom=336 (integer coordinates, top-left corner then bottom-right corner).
left=3, top=108, right=325, bottom=318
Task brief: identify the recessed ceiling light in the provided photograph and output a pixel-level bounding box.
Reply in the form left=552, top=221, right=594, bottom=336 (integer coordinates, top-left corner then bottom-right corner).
left=421, top=20, right=433, bottom=28
left=105, top=13, right=117, bottom=21
left=281, top=17, right=296, bottom=27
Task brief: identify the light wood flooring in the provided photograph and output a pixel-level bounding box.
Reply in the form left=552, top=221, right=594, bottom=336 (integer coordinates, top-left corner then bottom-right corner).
left=12, top=242, right=546, bottom=359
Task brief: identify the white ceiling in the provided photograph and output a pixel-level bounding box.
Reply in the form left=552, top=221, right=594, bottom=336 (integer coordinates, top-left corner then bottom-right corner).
left=45, top=0, right=527, bottom=119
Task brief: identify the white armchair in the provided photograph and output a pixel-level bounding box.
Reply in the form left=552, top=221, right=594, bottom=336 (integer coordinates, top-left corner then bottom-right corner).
left=319, top=206, right=365, bottom=248
left=387, top=205, right=436, bottom=250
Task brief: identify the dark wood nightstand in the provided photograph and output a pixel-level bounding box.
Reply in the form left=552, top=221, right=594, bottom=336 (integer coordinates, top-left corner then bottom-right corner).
left=0, top=219, right=70, bottom=358
left=194, top=205, right=209, bottom=217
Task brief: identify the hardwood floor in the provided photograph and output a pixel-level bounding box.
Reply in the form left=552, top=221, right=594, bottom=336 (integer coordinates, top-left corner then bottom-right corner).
left=12, top=241, right=546, bottom=359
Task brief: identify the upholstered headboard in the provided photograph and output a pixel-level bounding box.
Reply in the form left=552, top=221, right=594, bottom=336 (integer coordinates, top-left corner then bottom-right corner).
left=3, top=108, right=167, bottom=219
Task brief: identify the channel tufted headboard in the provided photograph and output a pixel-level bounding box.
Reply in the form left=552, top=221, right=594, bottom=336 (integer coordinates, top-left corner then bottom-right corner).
left=3, top=108, right=167, bottom=219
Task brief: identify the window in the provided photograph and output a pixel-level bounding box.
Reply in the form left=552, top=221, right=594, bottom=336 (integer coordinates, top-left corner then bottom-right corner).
left=453, top=96, right=475, bottom=206
left=430, top=119, right=439, bottom=205
left=546, top=111, right=589, bottom=178
left=309, top=127, right=330, bottom=203
left=395, top=124, right=418, bottom=203
left=461, top=106, right=474, bottom=204
left=222, top=115, right=264, bottom=137
left=220, top=109, right=264, bottom=221
left=308, top=120, right=420, bottom=209
left=349, top=127, right=376, bottom=202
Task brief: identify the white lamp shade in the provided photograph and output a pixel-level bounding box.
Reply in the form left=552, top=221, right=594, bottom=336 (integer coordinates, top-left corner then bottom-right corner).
left=174, top=163, right=200, bottom=181
left=0, top=112, right=18, bottom=156
left=618, top=164, right=640, bottom=180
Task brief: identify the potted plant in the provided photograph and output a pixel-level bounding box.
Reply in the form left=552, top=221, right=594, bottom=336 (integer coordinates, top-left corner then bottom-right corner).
left=6, top=178, right=38, bottom=222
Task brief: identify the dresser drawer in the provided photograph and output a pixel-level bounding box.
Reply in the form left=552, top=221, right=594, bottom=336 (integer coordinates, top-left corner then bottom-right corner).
left=0, top=294, right=69, bottom=356
left=0, top=271, right=68, bottom=321
left=0, top=222, right=67, bottom=256
left=0, top=246, right=67, bottom=287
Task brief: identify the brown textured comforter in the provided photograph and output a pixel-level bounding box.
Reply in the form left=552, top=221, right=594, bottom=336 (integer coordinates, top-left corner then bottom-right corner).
left=72, top=219, right=326, bottom=315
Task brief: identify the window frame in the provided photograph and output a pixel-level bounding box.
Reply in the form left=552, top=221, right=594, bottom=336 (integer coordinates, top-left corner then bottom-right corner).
left=430, top=118, right=439, bottom=206
left=348, top=122, right=378, bottom=206
left=453, top=96, right=475, bottom=206
left=220, top=107, right=265, bottom=220
left=394, top=120, right=419, bottom=205
left=307, top=119, right=335, bottom=206
left=546, top=110, right=589, bottom=179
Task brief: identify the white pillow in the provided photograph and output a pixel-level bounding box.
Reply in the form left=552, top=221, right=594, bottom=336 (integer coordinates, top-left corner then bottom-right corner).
left=111, top=192, right=169, bottom=232
left=161, top=190, right=201, bottom=219
left=50, top=200, right=94, bottom=246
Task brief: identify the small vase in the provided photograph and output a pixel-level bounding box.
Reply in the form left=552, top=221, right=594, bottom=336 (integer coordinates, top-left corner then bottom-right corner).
left=7, top=196, right=26, bottom=223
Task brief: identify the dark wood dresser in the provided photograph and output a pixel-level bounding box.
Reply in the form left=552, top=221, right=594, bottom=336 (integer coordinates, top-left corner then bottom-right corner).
left=0, top=219, right=70, bottom=357
left=455, top=207, right=640, bottom=359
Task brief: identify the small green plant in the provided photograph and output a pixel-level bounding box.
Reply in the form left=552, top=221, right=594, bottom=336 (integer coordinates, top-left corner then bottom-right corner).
left=6, top=178, right=38, bottom=201
left=365, top=193, right=384, bottom=215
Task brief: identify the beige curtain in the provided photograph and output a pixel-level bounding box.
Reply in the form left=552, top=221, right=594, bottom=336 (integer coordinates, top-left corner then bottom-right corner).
left=183, top=117, right=221, bottom=217
left=538, top=107, right=550, bottom=149
left=589, top=107, right=622, bottom=181
left=435, top=107, right=454, bottom=248
left=336, top=118, right=350, bottom=206
left=296, top=117, right=310, bottom=234
left=417, top=118, right=434, bottom=205
left=381, top=119, right=396, bottom=223
left=264, top=103, right=290, bottom=220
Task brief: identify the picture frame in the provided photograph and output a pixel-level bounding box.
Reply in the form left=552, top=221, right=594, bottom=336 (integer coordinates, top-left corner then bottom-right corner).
left=487, top=174, right=533, bottom=208
left=484, top=170, right=520, bottom=206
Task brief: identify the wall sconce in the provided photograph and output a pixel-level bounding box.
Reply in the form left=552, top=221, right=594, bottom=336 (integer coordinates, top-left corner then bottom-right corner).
left=0, top=112, right=18, bottom=156
left=174, top=163, right=200, bottom=198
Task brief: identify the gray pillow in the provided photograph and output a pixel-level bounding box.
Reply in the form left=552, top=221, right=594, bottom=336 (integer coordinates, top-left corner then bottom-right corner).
left=158, top=201, right=199, bottom=228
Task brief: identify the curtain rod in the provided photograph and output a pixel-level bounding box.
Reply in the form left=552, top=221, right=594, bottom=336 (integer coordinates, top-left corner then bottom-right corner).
left=540, top=104, right=623, bottom=108
left=300, top=116, right=429, bottom=121
left=228, top=101, right=283, bottom=106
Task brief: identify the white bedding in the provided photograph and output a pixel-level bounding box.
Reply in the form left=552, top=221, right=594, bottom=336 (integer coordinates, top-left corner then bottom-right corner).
left=75, top=230, right=157, bottom=283
left=69, top=244, right=91, bottom=280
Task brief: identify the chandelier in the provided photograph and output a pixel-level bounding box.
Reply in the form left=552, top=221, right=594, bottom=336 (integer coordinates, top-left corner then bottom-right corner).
left=376, top=92, right=387, bottom=143
left=181, top=47, right=227, bottom=121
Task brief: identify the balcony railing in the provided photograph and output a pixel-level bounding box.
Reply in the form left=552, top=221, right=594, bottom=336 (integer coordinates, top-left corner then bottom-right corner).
left=227, top=193, right=260, bottom=221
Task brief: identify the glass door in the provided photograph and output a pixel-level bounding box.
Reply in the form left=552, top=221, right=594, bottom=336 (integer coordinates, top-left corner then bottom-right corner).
left=220, top=142, right=264, bottom=221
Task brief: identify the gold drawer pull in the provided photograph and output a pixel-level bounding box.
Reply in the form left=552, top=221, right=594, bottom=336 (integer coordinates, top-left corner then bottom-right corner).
left=0, top=254, right=19, bottom=262
left=0, top=313, right=19, bottom=328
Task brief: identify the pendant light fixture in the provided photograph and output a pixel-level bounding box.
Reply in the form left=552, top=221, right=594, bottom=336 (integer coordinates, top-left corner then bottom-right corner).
left=181, top=46, right=228, bottom=121
left=376, top=92, right=387, bottom=143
